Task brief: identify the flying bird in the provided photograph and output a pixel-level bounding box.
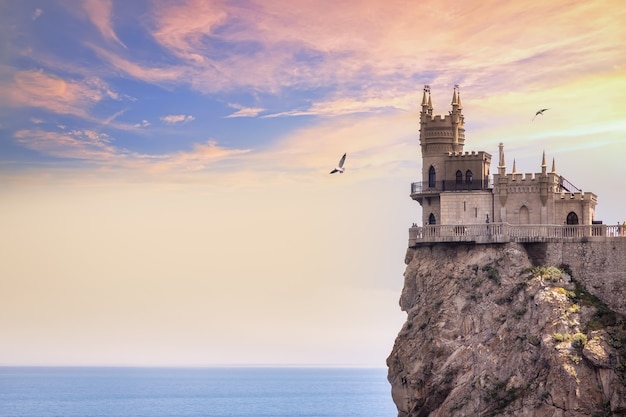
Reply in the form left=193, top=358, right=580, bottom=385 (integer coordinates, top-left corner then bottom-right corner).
left=532, top=108, right=550, bottom=121
left=330, top=153, right=346, bottom=174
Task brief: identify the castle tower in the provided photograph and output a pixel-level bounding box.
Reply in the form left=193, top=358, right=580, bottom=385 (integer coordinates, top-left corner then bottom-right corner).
left=412, top=86, right=492, bottom=226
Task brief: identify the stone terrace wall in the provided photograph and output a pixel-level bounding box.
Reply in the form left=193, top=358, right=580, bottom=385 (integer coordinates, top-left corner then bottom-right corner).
left=524, top=239, right=626, bottom=316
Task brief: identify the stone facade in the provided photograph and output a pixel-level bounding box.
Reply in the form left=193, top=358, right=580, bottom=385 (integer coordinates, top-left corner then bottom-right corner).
left=412, top=86, right=598, bottom=227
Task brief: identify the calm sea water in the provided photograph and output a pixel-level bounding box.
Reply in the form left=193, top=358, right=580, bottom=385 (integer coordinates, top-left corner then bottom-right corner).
left=0, top=367, right=396, bottom=417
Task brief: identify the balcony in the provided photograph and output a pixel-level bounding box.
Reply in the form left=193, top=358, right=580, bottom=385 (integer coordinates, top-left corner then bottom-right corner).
left=411, top=179, right=492, bottom=195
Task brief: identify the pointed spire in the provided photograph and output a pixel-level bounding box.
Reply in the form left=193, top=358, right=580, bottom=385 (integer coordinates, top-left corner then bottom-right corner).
left=421, top=85, right=429, bottom=107
left=428, top=93, right=433, bottom=111
left=451, top=88, right=458, bottom=106
left=512, top=159, right=517, bottom=174
left=541, top=150, right=547, bottom=175
left=498, top=142, right=506, bottom=175
left=551, top=157, right=556, bottom=173
left=456, top=88, right=462, bottom=109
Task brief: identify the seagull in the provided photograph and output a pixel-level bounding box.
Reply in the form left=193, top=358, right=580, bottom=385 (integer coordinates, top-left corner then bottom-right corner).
left=532, top=108, right=550, bottom=121
left=329, top=153, right=346, bottom=174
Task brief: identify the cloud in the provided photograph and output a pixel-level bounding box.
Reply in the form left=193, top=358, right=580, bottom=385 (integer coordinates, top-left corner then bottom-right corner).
left=160, top=114, right=195, bottom=124
left=0, top=70, right=121, bottom=119
left=81, top=0, right=126, bottom=48
left=132, top=0, right=624, bottom=97
left=225, top=103, right=264, bottom=118
left=11, top=127, right=250, bottom=174
left=134, top=120, right=151, bottom=128
left=32, top=8, right=43, bottom=21
left=14, top=129, right=118, bottom=161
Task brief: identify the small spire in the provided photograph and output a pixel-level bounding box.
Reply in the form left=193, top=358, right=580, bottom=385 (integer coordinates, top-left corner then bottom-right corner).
left=541, top=150, right=547, bottom=167
left=451, top=86, right=458, bottom=106
left=421, top=85, right=429, bottom=107
left=551, top=157, right=556, bottom=173
left=512, top=159, right=517, bottom=174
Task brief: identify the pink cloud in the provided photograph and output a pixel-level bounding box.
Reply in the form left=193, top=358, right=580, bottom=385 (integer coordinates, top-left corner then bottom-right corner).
left=137, top=0, right=625, bottom=96
left=81, top=0, right=126, bottom=48
left=1, top=70, right=119, bottom=118
left=14, top=129, right=118, bottom=161
left=12, top=128, right=250, bottom=173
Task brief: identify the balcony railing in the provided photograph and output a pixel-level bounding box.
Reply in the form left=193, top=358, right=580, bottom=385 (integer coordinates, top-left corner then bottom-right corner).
left=411, top=179, right=492, bottom=194
left=408, top=223, right=625, bottom=246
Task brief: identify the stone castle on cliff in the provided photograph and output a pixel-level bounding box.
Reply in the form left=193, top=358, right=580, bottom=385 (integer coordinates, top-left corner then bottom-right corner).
left=408, top=86, right=621, bottom=245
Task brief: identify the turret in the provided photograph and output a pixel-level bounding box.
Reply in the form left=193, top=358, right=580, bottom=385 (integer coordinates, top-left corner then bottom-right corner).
left=450, top=85, right=463, bottom=145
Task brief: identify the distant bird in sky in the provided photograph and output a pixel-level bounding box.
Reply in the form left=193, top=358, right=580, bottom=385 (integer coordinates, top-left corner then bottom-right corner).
left=532, top=108, right=550, bottom=121
left=330, top=153, right=346, bottom=174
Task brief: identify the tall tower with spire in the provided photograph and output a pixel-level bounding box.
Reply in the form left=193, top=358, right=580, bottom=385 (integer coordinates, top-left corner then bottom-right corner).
left=412, top=86, right=492, bottom=226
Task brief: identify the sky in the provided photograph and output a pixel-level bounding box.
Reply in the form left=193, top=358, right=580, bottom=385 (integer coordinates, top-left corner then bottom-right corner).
left=0, top=0, right=625, bottom=367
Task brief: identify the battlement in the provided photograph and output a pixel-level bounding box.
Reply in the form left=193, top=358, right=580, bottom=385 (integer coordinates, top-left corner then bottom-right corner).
left=448, top=151, right=481, bottom=157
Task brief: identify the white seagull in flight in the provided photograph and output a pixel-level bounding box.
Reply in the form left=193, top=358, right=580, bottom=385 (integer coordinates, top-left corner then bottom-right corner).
left=330, top=153, right=346, bottom=174
left=532, top=108, right=550, bottom=121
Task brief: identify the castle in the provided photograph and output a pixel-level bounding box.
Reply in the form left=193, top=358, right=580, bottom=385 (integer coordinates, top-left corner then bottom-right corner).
left=409, top=86, right=610, bottom=245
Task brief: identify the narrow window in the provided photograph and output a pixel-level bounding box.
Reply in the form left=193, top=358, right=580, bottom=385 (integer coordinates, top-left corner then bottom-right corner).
left=428, top=166, right=436, bottom=188
left=465, top=170, right=473, bottom=184
left=456, top=170, right=463, bottom=184
left=463, top=201, right=466, bottom=211
left=428, top=213, right=436, bottom=225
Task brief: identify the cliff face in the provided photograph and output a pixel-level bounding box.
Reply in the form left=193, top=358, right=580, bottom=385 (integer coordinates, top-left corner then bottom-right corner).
left=387, top=243, right=626, bottom=417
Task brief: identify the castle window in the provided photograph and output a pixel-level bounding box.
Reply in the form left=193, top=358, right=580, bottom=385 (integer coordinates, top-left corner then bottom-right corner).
left=428, top=213, right=436, bottom=225
left=456, top=170, right=462, bottom=184
left=465, top=170, right=473, bottom=184
left=566, top=212, right=579, bottom=225
left=428, top=166, right=436, bottom=188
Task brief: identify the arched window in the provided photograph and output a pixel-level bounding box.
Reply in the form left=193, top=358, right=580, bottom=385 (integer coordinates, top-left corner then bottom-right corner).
left=519, top=205, right=530, bottom=224
left=566, top=212, right=579, bottom=225
left=428, top=166, right=436, bottom=188
left=428, top=213, right=436, bottom=225
left=465, top=170, right=473, bottom=184
left=455, top=170, right=463, bottom=184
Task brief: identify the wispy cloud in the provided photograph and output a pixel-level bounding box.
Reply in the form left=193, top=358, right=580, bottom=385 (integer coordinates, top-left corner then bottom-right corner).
left=12, top=127, right=249, bottom=173
left=14, top=128, right=118, bottom=161
left=81, top=0, right=126, bottom=48
left=225, top=103, right=264, bottom=118
left=160, top=114, right=195, bottom=124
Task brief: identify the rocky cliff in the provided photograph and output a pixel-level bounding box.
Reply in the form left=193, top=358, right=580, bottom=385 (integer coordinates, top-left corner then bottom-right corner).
left=387, top=243, right=626, bottom=416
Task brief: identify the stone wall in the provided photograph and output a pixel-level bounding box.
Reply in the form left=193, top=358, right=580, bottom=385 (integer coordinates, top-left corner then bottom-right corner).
left=524, top=239, right=626, bottom=315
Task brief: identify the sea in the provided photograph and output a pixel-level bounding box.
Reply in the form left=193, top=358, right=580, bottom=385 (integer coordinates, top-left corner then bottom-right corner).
left=0, top=367, right=397, bottom=417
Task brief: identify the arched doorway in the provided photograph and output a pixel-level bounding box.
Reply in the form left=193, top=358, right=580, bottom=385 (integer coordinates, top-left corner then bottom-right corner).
left=519, top=205, right=530, bottom=224
left=428, top=213, right=436, bottom=225
left=566, top=212, right=579, bottom=225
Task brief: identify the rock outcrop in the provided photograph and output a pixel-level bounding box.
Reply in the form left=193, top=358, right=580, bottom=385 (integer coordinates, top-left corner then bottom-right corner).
left=387, top=243, right=626, bottom=416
